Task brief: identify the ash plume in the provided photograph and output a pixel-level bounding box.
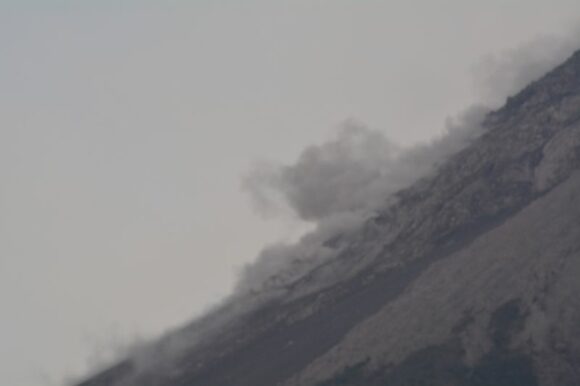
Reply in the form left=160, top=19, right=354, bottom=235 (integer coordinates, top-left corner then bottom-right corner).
left=238, top=105, right=487, bottom=297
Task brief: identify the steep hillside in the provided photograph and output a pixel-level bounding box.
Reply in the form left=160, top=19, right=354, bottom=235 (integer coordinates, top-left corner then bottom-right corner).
left=78, top=49, right=580, bottom=386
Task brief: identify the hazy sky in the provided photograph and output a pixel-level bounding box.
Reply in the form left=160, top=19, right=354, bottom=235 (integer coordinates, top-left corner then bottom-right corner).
left=1, top=1, right=580, bottom=385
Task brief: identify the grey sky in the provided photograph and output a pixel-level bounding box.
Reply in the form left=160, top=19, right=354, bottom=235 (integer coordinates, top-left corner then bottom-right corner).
left=1, top=1, right=579, bottom=385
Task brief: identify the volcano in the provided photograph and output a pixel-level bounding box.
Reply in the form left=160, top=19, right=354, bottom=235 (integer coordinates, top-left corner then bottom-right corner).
left=77, top=49, right=580, bottom=386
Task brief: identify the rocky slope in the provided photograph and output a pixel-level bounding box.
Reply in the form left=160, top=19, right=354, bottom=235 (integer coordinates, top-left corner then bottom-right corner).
left=78, top=49, right=580, bottom=386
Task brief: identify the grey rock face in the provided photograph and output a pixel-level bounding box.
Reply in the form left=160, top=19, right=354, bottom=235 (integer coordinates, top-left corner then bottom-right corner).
left=289, top=171, right=580, bottom=386
left=77, top=50, right=580, bottom=386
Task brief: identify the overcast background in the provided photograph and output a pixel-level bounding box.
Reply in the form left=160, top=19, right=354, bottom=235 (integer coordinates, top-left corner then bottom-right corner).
left=1, top=1, right=580, bottom=385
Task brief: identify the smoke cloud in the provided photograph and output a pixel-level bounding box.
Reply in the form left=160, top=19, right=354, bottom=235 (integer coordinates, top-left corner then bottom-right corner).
left=244, top=107, right=488, bottom=223
left=475, top=28, right=580, bottom=106
left=243, top=122, right=400, bottom=222
left=236, top=105, right=488, bottom=297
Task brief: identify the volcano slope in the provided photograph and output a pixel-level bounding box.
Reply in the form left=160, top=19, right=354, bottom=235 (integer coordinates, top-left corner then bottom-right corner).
left=78, top=49, right=580, bottom=386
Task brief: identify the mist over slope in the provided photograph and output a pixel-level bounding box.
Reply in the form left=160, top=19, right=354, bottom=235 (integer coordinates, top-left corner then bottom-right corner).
left=236, top=29, right=580, bottom=303
left=104, top=105, right=488, bottom=386
left=76, top=33, right=580, bottom=386
left=238, top=106, right=486, bottom=296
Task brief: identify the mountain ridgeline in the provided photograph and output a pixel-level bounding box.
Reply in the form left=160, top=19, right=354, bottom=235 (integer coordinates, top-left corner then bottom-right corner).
left=78, top=49, right=580, bottom=386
